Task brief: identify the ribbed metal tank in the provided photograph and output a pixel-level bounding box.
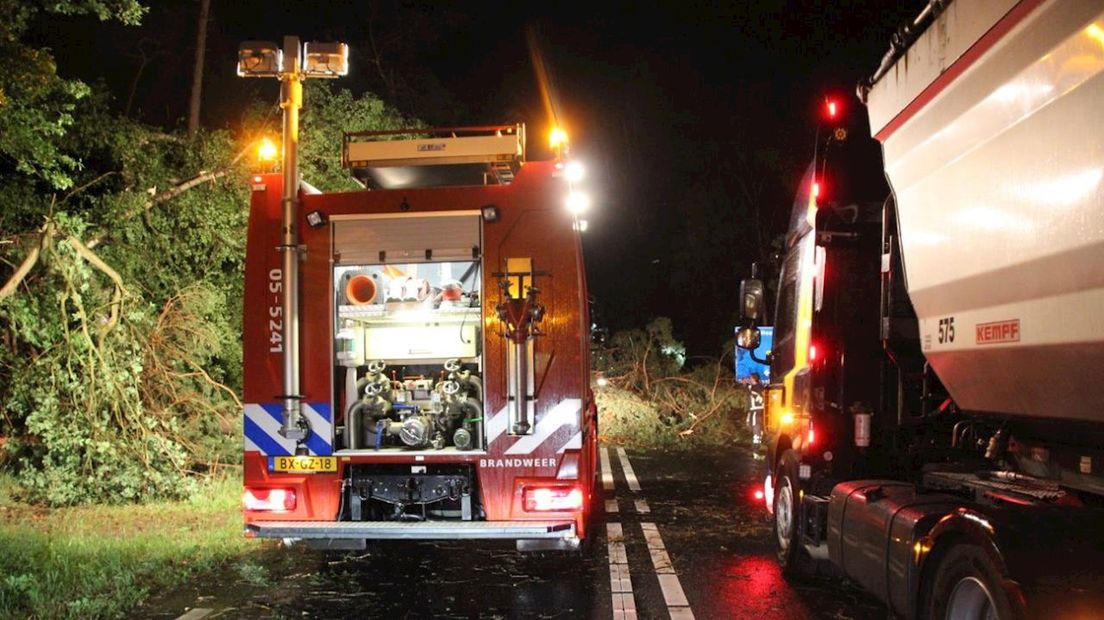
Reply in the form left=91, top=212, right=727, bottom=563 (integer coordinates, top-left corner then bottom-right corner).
left=867, top=0, right=1104, bottom=422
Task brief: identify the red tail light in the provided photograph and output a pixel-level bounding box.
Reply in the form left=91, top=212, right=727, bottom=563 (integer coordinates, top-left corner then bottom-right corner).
left=753, top=487, right=765, bottom=502
left=809, top=343, right=818, bottom=362
left=243, top=488, right=296, bottom=512
left=522, top=486, right=584, bottom=512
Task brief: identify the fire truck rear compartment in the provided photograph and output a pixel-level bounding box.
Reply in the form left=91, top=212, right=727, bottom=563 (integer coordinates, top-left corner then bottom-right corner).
left=331, top=216, right=487, bottom=453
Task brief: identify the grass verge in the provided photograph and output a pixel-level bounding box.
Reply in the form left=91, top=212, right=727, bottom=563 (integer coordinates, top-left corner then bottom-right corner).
left=0, top=472, right=266, bottom=619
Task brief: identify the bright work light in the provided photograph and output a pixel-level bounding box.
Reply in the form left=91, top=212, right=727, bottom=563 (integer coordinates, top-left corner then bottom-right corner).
left=303, top=42, right=349, bottom=77
left=564, top=160, right=585, bottom=183
left=566, top=190, right=590, bottom=215
left=237, top=41, right=282, bottom=77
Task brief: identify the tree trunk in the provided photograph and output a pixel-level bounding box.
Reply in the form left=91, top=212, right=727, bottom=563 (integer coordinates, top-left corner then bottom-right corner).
left=187, top=0, right=211, bottom=135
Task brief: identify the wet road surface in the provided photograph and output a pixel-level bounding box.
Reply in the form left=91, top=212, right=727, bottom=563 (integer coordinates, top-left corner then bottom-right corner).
left=140, top=445, right=889, bottom=619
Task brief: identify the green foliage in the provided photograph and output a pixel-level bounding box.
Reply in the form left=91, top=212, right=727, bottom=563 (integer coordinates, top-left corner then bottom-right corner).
left=594, top=317, right=749, bottom=449
left=596, top=383, right=750, bottom=450
left=0, top=104, right=251, bottom=503
left=299, top=81, right=415, bottom=192
left=0, top=0, right=145, bottom=190
left=235, top=559, right=270, bottom=587
left=593, top=317, right=686, bottom=392
left=0, top=25, right=420, bottom=506
left=0, top=0, right=248, bottom=503
left=40, top=1, right=145, bottom=24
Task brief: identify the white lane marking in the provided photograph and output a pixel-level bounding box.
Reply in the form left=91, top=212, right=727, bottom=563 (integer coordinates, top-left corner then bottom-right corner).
left=607, top=523, right=637, bottom=620
left=175, top=609, right=213, bottom=620
left=606, top=499, right=619, bottom=513
left=641, top=522, right=695, bottom=618
left=641, top=522, right=664, bottom=547
left=649, top=547, right=675, bottom=574
left=609, top=562, right=632, bottom=594
left=616, top=447, right=641, bottom=491
left=668, top=608, right=696, bottom=620
left=657, top=575, right=691, bottom=608
left=607, top=523, right=628, bottom=564
left=600, top=447, right=615, bottom=491
left=634, top=499, right=650, bottom=514
left=612, top=592, right=637, bottom=620
left=641, top=523, right=674, bottom=574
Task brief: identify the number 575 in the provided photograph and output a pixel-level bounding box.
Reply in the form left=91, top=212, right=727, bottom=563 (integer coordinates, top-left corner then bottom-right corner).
left=938, top=317, right=955, bottom=344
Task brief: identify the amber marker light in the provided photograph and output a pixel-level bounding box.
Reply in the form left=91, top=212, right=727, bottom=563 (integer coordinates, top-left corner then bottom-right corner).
left=549, top=127, right=569, bottom=150
left=257, top=137, right=278, bottom=162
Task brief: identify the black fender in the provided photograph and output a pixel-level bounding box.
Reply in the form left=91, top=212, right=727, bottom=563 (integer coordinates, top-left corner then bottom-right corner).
left=914, top=508, right=1027, bottom=620
left=915, top=504, right=1104, bottom=619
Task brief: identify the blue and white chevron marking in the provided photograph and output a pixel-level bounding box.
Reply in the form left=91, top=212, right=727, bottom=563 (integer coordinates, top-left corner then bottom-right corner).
left=243, top=402, right=332, bottom=456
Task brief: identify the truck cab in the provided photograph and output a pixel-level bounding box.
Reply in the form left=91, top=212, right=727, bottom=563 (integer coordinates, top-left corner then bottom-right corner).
left=737, top=102, right=893, bottom=571
left=736, top=2, right=1104, bottom=617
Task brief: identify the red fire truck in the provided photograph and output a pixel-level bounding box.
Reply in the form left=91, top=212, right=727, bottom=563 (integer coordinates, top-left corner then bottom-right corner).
left=240, top=125, right=598, bottom=551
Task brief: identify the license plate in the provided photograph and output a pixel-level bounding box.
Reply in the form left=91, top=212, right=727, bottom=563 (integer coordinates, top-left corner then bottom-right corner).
left=268, top=455, right=337, bottom=473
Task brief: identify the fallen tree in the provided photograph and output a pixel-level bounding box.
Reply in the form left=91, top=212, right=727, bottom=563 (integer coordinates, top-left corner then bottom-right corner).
left=593, top=317, right=751, bottom=449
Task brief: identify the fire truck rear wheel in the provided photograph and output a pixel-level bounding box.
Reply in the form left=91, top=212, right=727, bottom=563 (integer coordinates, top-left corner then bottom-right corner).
left=775, top=449, right=813, bottom=577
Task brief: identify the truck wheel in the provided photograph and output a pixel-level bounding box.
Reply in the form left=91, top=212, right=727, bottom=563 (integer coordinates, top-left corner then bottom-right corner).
left=926, top=544, right=1017, bottom=620
left=774, top=449, right=813, bottom=577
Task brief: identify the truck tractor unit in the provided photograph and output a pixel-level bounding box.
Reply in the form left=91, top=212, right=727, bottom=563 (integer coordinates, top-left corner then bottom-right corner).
left=737, top=1, right=1104, bottom=618
left=241, top=125, right=598, bottom=552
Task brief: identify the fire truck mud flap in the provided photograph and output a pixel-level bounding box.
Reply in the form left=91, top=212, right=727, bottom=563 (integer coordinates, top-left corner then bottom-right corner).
left=246, top=520, right=577, bottom=548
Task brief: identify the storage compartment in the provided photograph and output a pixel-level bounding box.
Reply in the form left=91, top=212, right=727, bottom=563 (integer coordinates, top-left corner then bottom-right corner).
left=331, top=214, right=485, bottom=453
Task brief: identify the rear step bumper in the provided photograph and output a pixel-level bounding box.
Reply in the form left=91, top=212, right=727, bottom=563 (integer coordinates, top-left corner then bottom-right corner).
left=246, top=520, right=576, bottom=541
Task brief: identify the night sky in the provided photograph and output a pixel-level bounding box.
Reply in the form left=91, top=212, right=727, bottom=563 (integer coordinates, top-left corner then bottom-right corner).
left=37, top=0, right=928, bottom=359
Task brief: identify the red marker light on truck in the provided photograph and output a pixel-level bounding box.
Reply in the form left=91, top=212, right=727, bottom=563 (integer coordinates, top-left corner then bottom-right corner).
left=809, top=344, right=818, bottom=362
left=523, top=486, right=584, bottom=512
left=826, top=99, right=838, bottom=119
left=243, top=488, right=296, bottom=512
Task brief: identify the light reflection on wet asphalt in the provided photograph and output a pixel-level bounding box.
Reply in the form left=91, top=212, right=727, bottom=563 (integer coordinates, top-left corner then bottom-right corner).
left=140, top=447, right=888, bottom=619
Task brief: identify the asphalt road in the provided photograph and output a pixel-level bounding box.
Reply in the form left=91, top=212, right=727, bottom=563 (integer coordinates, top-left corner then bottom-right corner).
left=140, top=446, right=888, bottom=619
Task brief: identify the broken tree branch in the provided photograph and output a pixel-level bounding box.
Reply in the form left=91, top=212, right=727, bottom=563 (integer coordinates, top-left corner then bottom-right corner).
left=66, top=233, right=127, bottom=335
left=0, top=222, right=53, bottom=303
